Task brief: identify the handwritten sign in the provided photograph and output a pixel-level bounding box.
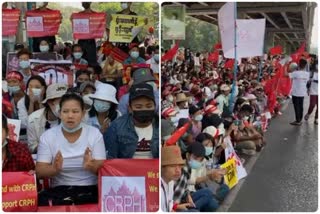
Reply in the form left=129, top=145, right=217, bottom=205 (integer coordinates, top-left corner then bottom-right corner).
left=220, top=158, right=238, bottom=189
left=2, top=172, right=37, bottom=212
left=99, top=159, right=159, bottom=212
left=109, top=14, right=145, bottom=43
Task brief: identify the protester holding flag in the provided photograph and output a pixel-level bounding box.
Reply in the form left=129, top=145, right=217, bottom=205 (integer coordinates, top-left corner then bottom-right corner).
left=36, top=93, right=106, bottom=206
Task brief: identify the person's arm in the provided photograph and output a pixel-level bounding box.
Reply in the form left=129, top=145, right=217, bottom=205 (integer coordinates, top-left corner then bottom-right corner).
left=27, top=118, right=39, bottom=153
left=85, top=132, right=107, bottom=174
left=35, top=162, right=60, bottom=178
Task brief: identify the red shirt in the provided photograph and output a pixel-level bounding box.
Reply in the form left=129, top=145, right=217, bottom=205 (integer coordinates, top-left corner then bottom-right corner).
left=2, top=140, right=35, bottom=172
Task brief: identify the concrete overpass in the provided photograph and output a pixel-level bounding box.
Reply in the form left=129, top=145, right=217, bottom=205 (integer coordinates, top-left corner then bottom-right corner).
left=162, top=2, right=317, bottom=53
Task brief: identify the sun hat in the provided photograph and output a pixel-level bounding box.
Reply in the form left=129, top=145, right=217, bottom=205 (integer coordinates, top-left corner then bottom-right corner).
left=42, top=83, right=68, bottom=104
left=175, top=92, right=189, bottom=103
left=161, top=145, right=185, bottom=166
left=89, top=83, right=118, bottom=104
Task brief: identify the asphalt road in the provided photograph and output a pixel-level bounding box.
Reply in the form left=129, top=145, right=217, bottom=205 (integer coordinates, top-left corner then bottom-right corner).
left=229, top=99, right=318, bottom=212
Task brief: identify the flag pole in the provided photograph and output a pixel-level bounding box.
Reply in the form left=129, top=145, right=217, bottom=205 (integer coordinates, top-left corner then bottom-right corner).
left=229, top=2, right=237, bottom=112
left=258, top=28, right=266, bottom=82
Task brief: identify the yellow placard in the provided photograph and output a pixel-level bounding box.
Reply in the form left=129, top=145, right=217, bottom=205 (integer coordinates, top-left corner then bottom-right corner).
left=109, top=14, right=145, bottom=43
left=220, top=158, right=238, bottom=189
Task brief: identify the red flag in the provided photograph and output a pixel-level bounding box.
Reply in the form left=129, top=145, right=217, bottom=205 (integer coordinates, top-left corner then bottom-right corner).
left=214, top=42, right=222, bottom=50
left=295, top=42, right=306, bottom=54
left=71, top=12, right=106, bottom=39
left=290, top=42, right=308, bottom=63
left=208, top=50, right=219, bottom=63
left=161, top=43, right=179, bottom=61
left=269, top=45, right=283, bottom=55
left=2, top=9, right=20, bottom=36
left=26, top=10, right=61, bottom=37
left=224, top=59, right=235, bottom=70
left=165, top=122, right=190, bottom=146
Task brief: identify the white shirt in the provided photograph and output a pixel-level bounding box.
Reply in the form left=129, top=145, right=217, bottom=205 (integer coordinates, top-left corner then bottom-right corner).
left=289, top=70, right=309, bottom=97
left=161, top=178, right=174, bottom=212
left=309, top=72, right=318, bottom=95
left=37, top=124, right=106, bottom=187
left=17, top=96, right=28, bottom=129
left=133, top=124, right=153, bottom=159
left=146, top=58, right=159, bottom=74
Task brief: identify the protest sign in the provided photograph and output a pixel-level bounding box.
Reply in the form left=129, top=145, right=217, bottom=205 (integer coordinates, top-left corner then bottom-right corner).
left=109, top=14, right=146, bottom=43
left=6, top=52, right=19, bottom=73
left=220, top=158, right=238, bottom=189
left=71, top=12, right=106, bottom=39
left=38, top=204, right=99, bottom=212
left=162, top=5, right=186, bottom=40
left=2, top=9, right=20, bottom=36
left=2, top=172, right=37, bottom=212
left=33, top=52, right=58, bottom=61
left=6, top=118, right=21, bottom=142
left=30, top=59, right=73, bottom=87
left=26, top=10, right=61, bottom=37
left=224, top=136, right=247, bottom=180
left=99, top=159, right=159, bottom=212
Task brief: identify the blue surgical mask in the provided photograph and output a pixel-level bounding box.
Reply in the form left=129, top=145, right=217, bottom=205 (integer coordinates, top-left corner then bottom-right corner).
left=188, top=159, right=202, bottom=169
left=205, top=146, right=213, bottom=156
left=194, top=114, right=203, bottom=122
left=94, top=100, right=111, bottom=113
left=7, top=86, right=21, bottom=94
left=61, top=122, right=83, bottom=133
left=73, top=52, right=83, bottom=59
left=130, top=51, right=139, bottom=59
left=19, top=60, right=30, bottom=69
left=39, top=45, right=49, bottom=52
left=153, top=54, right=159, bottom=62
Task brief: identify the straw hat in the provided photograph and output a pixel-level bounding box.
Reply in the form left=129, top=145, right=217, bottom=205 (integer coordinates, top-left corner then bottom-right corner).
left=161, top=145, right=185, bottom=166
left=175, top=92, right=189, bottom=103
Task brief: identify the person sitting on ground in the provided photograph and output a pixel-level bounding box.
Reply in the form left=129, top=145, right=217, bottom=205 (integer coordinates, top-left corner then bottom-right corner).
left=67, top=70, right=90, bottom=94
left=67, top=44, right=88, bottom=66
left=123, top=45, right=146, bottom=65
left=101, top=53, right=124, bottom=89
left=17, top=48, right=33, bottom=85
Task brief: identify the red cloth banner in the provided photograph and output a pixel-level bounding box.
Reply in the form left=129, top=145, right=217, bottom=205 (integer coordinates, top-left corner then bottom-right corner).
left=269, top=45, right=283, bottom=55
left=2, top=172, right=37, bottom=212
left=2, top=9, right=20, bottom=36
left=71, top=12, right=106, bottom=39
left=99, top=159, right=159, bottom=212
left=162, top=43, right=179, bottom=61
left=26, top=10, right=61, bottom=37
left=38, top=204, right=99, bottom=212
left=214, top=42, right=222, bottom=50
left=224, top=59, right=235, bottom=69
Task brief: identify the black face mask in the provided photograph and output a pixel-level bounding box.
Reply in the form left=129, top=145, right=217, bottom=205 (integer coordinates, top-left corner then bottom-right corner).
left=132, top=110, right=155, bottom=123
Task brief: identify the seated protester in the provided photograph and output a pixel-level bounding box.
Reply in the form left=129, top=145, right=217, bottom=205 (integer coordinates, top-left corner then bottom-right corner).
left=36, top=93, right=106, bottom=206
left=87, top=64, right=103, bottom=87
left=123, top=45, right=146, bottom=65
left=245, top=94, right=260, bottom=119
left=2, top=114, right=35, bottom=172
left=189, top=105, right=203, bottom=139
left=161, top=119, right=176, bottom=145
left=79, top=81, right=96, bottom=96
left=66, top=44, right=88, bottom=65
left=17, top=48, right=33, bottom=85
left=118, top=68, right=159, bottom=115
left=203, top=126, right=226, bottom=164
left=104, top=83, right=159, bottom=159
left=67, top=70, right=90, bottom=94
left=253, top=85, right=268, bottom=114
left=232, top=104, right=264, bottom=156
left=39, top=39, right=51, bottom=53
left=27, top=83, right=68, bottom=154
left=176, top=118, right=193, bottom=159
left=173, top=143, right=221, bottom=212
left=161, top=107, right=178, bottom=124
left=17, top=75, right=47, bottom=128
left=170, top=92, right=190, bottom=127
left=161, top=145, right=185, bottom=212
left=233, top=97, right=248, bottom=115
left=101, top=53, right=124, bottom=89
left=146, top=45, right=159, bottom=74
left=201, top=112, right=224, bottom=131
left=5, top=71, right=25, bottom=120
left=215, top=84, right=232, bottom=115
left=88, top=83, right=121, bottom=134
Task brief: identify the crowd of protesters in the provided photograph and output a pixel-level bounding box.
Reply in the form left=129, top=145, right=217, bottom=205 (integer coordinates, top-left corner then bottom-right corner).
left=2, top=2, right=159, bottom=206
left=160, top=46, right=318, bottom=211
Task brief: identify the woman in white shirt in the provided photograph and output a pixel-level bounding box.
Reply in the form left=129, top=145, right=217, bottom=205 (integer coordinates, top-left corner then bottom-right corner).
left=17, top=75, right=47, bottom=128
left=36, top=93, right=106, bottom=206
left=305, top=62, right=318, bottom=124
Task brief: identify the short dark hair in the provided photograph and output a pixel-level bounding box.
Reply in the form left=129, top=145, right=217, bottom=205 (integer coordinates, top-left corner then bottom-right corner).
left=60, top=93, right=85, bottom=111
left=299, top=58, right=307, bottom=69
left=75, top=70, right=90, bottom=80
left=17, top=48, right=32, bottom=59
left=71, top=44, right=83, bottom=52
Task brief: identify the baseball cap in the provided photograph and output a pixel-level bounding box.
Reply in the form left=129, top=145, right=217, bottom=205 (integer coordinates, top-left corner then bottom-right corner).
left=132, top=68, right=156, bottom=85
left=129, top=83, right=155, bottom=103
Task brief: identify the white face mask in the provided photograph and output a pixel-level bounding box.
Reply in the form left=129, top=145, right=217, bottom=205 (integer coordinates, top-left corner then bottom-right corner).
left=51, top=104, right=60, bottom=118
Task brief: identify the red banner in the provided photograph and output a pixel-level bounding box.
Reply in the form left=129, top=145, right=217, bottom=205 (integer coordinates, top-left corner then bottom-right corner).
left=269, top=45, right=283, bottom=55
left=26, top=10, right=61, bottom=37
left=2, top=172, right=37, bottom=212
left=2, top=9, right=20, bottom=36
left=161, top=43, right=179, bottom=61
left=38, top=204, right=99, bottom=212
left=71, top=12, right=106, bottom=39
left=99, top=159, right=159, bottom=212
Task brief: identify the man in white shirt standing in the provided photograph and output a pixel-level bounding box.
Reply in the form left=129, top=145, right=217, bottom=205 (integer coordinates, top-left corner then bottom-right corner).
left=288, top=59, right=310, bottom=126
left=161, top=145, right=185, bottom=212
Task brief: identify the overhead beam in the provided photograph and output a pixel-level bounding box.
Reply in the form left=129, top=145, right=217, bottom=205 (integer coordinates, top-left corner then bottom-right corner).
left=198, top=2, right=208, bottom=7
left=266, top=28, right=305, bottom=33
left=203, top=14, right=217, bottom=21
left=274, top=38, right=305, bottom=41
left=281, top=12, right=299, bottom=39
left=282, top=33, right=295, bottom=46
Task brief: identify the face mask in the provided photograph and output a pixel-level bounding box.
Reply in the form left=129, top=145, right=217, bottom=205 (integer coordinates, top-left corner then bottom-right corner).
left=19, top=60, right=30, bottom=69
left=132, top=110, right=154, bottom=123
left=183, top=102, right=189, bottom=109
left=52, top=104, right=60, bottom=118
left=27, top=88, right=42, bottom=100
left=39, top=45, right=49, bottom=52
left=121, top=3, right=128, bottom=9
left=73, top=52, right=83, bottom=59
left=153, top=54, right=159, bottom=62
left=194, top=114, right=203, bottom=122
left=94, top=100, right=111, bottom=113
left=130, top=51, right=139, bottom=59
left=205, top=146, right=213, bottom=156
left=7, top=86, right=20, bottom=95
left=188, top=159, right=202, bottom=169
left=61, top=122, right=83, bottom=133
